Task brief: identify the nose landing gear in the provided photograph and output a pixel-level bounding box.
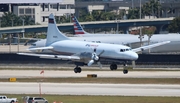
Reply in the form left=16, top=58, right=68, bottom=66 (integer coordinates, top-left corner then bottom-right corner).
left=123, top=69, right=128, bottom=74
left=123, top=61, right=133, bottom=74
left=74, top=66, right=82, bottom=73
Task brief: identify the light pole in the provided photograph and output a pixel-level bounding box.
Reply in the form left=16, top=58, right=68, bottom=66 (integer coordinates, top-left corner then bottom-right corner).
left=0, top=19, right=1, bottom=27
left=11, top=18, right=13, bottom=27
left=9, top=34, right=11, bottom=53
left=116, top=18, right=119, bottom=34
left=139, top=0, right=143, bottom=47
left=10, top=18, right=13, bottom=53
left=22, top=19, right=25, bottom=38
left=132, top=0, right=134, bottom=9
left=17, top=34, right=19, bottom=53
left=69, top=5, right=71, bottom=23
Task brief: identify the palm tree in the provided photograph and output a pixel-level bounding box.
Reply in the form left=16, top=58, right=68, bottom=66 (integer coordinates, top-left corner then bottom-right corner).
left=1, top=12, right=17, bottom=27
left=60, top=15, right=68, bottom=23
left=168, top=17, right=180, bottom=33
left=85, top=13, right=93, bottom=21
left=142, top=0, right=161, bottom=18
left=127, top=8, right=140, bottom=19
left=21, top=15, right=35, bottom=25
left=55, top=16, right=61, bottom=24
left=92, top=10, right=102, bottom=21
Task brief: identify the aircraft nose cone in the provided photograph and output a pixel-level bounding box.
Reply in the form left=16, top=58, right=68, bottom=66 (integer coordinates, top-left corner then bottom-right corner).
left=130, top=52, right=138, bottom=61
left=132, top=52, right=138, bottom=60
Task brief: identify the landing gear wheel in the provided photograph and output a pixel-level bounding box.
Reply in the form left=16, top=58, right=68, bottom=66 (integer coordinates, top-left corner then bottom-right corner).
left=123, top=69, right=128, bottom=74
left=74, top=67, right=78, bottom=73
left=110, top=63, right=117, bottom=70
left=77, top=67, right=81, bottom=73
left=74, top=67, right=81, bottom=73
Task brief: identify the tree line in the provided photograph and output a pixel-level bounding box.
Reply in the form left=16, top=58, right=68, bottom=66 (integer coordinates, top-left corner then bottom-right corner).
left=0, top=0, right=179, bottom=33
left=0, top=12, right=35, bottom=27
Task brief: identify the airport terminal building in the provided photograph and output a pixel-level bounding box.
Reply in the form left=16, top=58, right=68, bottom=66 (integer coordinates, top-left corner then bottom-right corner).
left=0, top=0, right=75, bottom=24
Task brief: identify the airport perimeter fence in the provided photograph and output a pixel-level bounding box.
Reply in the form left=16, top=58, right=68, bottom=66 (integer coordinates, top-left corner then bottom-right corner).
left=0, top=53, right=180, bottom=65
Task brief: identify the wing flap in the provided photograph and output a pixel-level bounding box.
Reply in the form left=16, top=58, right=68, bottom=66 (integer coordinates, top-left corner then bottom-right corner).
left=27, top=46, right=53, bottom=51
left=132, top=41, right=170, bottom=52
left=17, top=53, right=80, bottom=60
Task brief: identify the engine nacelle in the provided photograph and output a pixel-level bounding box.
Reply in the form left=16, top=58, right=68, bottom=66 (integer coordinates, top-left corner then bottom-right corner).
left=78, top=52, right=92, bottom=63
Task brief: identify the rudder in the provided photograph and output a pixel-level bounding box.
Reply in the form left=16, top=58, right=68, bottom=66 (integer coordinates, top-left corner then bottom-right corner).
left=46, top=13, right=69, bottom=46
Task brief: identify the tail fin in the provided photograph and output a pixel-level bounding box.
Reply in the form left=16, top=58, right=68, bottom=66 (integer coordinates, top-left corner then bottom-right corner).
left=46, top=13, right=69, bottom=46
left=72, top=15, right=89, bottom=35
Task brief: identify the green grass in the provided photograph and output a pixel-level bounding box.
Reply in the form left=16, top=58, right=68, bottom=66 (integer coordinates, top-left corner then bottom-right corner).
left=1, top=77, right=180, bottom=84
left=3, top=94, right=180, bottom=103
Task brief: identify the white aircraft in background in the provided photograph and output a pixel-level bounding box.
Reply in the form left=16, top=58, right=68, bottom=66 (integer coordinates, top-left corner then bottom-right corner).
left=18, top=14, right=170, bottom=74
left=29, top=15, right=180, bottom=53
left=72, top=15, right=180, bottom=53
left=72, top=15, right=129, bottom=36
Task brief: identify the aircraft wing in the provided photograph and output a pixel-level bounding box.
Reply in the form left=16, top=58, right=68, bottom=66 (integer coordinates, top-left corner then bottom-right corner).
left=132, top=41, right=170, bottom=52
left=27, top=46, right=53, bottom=51
left=17, top=53, right=80, bottom=60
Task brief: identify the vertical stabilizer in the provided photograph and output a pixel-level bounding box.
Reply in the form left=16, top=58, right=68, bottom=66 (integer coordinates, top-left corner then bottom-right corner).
left=46, top=13, right=69, bottom=46
left=72, top=15, right=89, bottom=35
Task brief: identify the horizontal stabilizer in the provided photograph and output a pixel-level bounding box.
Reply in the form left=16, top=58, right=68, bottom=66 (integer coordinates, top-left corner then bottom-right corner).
left=132, top=41, right=170, bottom=52
left=15, top=37, right=42, bottom=41
left=28, top=46, right=53, bottom=51
left=17, top=53, right=80, bottom=60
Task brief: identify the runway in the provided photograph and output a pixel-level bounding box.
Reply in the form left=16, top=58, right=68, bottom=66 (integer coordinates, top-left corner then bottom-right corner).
left=1, top=82, right=180, bottom=96
left=1, top=70, right=180, bottom=78
left=1, top=70, right=180, bottom=96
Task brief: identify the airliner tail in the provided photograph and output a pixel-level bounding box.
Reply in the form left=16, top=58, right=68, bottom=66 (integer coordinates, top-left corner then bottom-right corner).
left=46, top=13, right=69, bottom=46
left=72, top=15, right=89, bottom=35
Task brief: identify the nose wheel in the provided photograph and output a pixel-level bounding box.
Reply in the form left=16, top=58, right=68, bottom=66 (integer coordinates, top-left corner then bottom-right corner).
left=74, top=66, right=82, bottom=73
left=123, top=61, right=128, bottom=74
left=123, top=69, right=128, bottom=74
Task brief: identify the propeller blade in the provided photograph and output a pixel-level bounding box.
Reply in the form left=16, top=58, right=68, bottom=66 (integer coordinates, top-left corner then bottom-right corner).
left=97, top=61, right=102, bottom=69
left=98, top=50, right=104, bottom=56
left=87, top=60, right=94, bottom=66
left=94, top=48, right=97, bottom=52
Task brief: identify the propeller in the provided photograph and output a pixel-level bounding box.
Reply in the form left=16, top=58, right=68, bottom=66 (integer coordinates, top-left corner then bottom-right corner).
left=87, top=48, right=104, bottom=69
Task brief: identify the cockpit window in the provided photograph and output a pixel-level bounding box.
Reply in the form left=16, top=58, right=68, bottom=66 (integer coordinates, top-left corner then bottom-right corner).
left=120, top=48, right=131, bottom=52
left=120, top=49, right=125, bottom=52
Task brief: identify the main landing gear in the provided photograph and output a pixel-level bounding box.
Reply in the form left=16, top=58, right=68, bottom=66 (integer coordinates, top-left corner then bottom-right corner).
left=109, top=63, right=129, bottom=74
left=74, top=66, right=81, bottom=73
left=110, top=63, right=117, bottom=70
